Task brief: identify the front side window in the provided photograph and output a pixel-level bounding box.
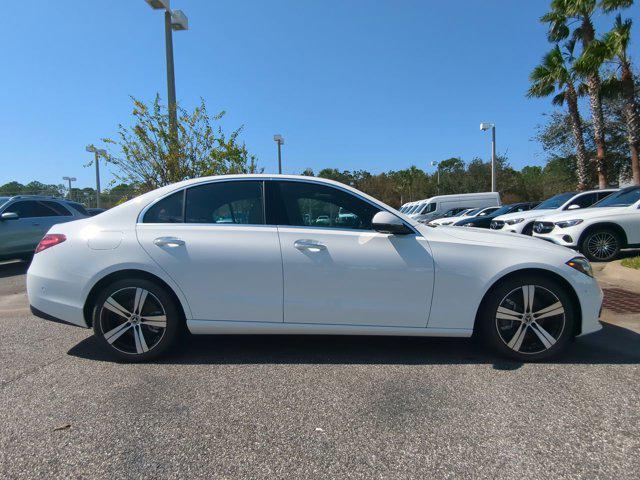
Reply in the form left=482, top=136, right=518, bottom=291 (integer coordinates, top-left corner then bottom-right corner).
left=422, top=203, right=436, bottom=214
left=4, top=200, right=59, bottom=218
left=185, top=181, right=264, bottom=225
left=268, top=181, right=380, bottom=230
left=567, top=192, right=598, bottom=209
left=143, top=190, right=184, bottom=223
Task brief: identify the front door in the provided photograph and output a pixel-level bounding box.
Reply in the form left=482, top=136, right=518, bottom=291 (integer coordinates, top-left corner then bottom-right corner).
left=137, top=180, right=283, bottom=323
left=267, top=180, right=435, bottom=327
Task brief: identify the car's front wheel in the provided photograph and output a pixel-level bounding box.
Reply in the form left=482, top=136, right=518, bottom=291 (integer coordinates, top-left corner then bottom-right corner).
left=92, top=278, right=182, bottom=362
left=479, top=275, right=575, bottom=361
left=580, top=228, right=621, bottom=262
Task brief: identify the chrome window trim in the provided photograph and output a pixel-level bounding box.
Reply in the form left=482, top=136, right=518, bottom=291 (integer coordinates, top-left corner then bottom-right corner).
left=136, top=177, right=420, bottom=236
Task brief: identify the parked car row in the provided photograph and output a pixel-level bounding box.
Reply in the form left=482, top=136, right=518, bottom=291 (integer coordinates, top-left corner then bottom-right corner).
left=408, top=186, right=640, bottom=262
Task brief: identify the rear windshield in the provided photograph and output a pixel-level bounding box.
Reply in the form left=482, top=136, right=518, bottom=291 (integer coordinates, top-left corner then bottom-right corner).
left=534, top=192, right=575, bottom=210
left=594, top=187, right=640, bottom=207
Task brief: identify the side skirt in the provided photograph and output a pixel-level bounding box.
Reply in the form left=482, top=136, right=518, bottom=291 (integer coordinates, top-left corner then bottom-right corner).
left=187, top=320, right=473, bottom=338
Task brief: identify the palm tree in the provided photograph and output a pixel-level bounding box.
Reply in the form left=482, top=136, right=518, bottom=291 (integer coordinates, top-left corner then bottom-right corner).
left=601, top=15, right=639, bottom=185
left=541, top=0, right=609, bottom=188
left=528, top=43, right=589, bottom=190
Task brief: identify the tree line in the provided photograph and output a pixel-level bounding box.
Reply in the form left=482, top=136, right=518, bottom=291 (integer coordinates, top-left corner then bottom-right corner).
left=530, top=0, right=639, bottom=188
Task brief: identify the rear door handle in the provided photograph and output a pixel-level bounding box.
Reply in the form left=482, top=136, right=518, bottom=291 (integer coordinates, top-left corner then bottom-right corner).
left=294, top=239, right=327, bottom=251
left=154, top=236, right=185, bottom=247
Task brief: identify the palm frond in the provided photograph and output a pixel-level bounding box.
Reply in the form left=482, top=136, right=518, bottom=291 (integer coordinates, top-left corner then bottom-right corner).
left=552, top=92, right=567, bottom=106
left=599, top=0, right=633, bottom=13
left=573, top=39, right=610, bottom=75
left=599, top=75, right=623, bottom=98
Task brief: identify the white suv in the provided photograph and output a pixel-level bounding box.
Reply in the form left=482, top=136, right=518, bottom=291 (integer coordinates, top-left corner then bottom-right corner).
left=532, top=186, right=640, bottom=261
left=490, top=189, right=617, bottom=235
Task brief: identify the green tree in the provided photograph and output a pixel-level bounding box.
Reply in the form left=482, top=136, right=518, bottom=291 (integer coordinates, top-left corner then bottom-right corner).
left=96, top=96, right=260, bottom=193
left=599, top=14, right=639, bottom=184
left=528, top=42, right=589, bottom=189
left=542, top=0, right=609, bottom=187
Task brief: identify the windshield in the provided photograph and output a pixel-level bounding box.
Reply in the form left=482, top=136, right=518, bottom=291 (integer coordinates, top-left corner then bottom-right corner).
left=534, top=192, right=576, bottom=210
left=420, top=203, right=436, bottom=214
left=594, top=187, right=640, bottom=207
left=477, top=206, right=499, bottom=216
left=464, top=208, right=480, bottom=216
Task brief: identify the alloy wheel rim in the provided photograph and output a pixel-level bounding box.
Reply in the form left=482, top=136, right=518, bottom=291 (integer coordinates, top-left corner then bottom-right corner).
left=495, top=285, right=565, bottom=355
left=586, top=232, right=617, bottom=260
left=99, top=287, right=167, bottom=355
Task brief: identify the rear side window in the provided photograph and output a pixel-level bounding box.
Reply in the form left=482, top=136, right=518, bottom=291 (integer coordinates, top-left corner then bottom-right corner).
left=143, top=190, right=185, bottom=223
left=42, top=201, right=72, bottom=216
left=185, top=181, right=264, bottom=225
left=66, top=202, right=89, bottom=215
left=4, top=200, right=60, bottom=218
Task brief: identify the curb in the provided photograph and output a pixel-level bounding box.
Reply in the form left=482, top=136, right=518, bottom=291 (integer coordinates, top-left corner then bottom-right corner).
left=597, top=261, right=640, bottom=293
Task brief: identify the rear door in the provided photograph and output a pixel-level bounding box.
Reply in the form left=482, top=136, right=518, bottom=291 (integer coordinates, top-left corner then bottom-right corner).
left=136, top=180, right=284, bottom=323
left=268, top=180, right=434, bottom=327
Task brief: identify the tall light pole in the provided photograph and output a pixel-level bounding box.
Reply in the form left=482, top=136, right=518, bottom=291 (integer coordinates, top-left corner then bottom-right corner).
left=273, top=134, right=284, bottom=174
left=144, top=1, right=188, bottom=144
left=62, top=177, right=76, bottom=200
left=480, top=122, right=496, bottom=192
left=430, top=161, right=440, bottom=195
left=86, top=146, right=106, bottom=208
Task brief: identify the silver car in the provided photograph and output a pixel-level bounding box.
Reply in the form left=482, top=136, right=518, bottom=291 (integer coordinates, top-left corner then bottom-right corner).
left=0, top=196, right=88, bottom=261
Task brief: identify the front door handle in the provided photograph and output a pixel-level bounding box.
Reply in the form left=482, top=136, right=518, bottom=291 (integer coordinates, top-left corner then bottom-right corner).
left=154, top=236, right=185, bottom=248
left=294, top=239, right=327, bottom=251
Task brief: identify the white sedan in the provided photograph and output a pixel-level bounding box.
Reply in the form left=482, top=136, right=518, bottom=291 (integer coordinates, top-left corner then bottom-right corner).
left=27, top=175, right=602, bottom=362
left=533, top=186, right=640, bottom=261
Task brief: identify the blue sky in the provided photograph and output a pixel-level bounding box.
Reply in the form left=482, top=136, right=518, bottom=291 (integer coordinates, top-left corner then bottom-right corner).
left=1, top=0, right=638, bottom=188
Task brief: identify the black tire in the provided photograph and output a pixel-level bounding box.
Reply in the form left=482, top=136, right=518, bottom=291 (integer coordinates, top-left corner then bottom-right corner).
left=92, top=278, right=183, bottom=362
left=479, top=274, right=576, bottom=361
left=521, top=222, right=535, bottom=236
left=580, top=228, right=621, bottom=262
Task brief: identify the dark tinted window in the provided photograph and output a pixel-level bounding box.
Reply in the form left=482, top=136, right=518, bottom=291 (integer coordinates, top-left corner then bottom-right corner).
left=597, top=191, right=614, bottom=201
left=143, top=190, right=184, bottom=223
left=185, top=181, right=264, bottom=224
left=66, top=201, right=89, bottom=215
left=42, top=201, right=72, bottom=216
left=5, top=200, right=60, bottom=218
left=595, top=187, right=640, bottom=207
left=567, top=192, right=598, bottom=209
left=269, top=181, right=380, bottom=230
left=534, top=192, right=576, bottom=210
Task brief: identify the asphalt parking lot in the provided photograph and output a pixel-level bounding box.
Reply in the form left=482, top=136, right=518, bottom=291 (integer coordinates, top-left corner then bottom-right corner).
left=1, top=261, right=639, bottom=479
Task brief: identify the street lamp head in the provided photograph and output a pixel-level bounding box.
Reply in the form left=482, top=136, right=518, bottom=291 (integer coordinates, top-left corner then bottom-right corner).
left=86, top=145, right=96, bottom=153
left=145, top=0, right=170, bottom=10
left=430, top=161, right=438, bottom=167
left=62, top=177, right=77, bottom=181
left=171, top=10, right=188, bottom=31
left=273, top=134, right=284, bottom=145
left=480, top=122, right=495, bottom=131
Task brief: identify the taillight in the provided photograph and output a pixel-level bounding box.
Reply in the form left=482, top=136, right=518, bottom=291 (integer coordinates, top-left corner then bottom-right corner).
left=35, top=234, right=66, bottom=254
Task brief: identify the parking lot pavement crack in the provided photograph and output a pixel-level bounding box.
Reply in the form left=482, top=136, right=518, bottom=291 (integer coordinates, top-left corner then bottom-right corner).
left=0, top=354, right=66, bottom=390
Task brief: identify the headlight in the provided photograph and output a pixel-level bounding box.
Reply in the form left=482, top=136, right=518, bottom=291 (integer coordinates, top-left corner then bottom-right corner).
left=441, top=221, right=453, bottom=226
left=566, top=257, right=593, bottom=278
left=555, top=219, right=583, bottom=228
left=505, top=218, right=524, bottom=225
left=463, top=222, right=476, bottom=227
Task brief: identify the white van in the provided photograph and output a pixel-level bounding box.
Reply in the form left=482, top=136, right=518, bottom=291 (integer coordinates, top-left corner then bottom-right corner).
left=409, top=192, right=501, bottom=223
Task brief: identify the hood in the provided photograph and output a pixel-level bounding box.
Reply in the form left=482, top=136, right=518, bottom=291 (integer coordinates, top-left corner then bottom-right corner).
left=418, top=223, right=573, bottom=256
left=535, top=206, right=630, bottom=222
left=493, top=209, right=554, bottom=222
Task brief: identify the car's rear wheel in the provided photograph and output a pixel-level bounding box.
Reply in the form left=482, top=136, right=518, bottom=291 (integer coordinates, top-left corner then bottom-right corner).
left=479, top=275, right=575, bottom=361
left=580, top=228, right=621, bottom=262
left=92, top=278, right=182, bottom=362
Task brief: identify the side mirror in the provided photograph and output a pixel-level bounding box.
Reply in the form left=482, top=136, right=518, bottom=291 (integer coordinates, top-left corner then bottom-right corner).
left=567, top=204, right=581, bottom=210
left=372, top=211, right=413, bottom=235
left=1, top=212, right=19, bottom=221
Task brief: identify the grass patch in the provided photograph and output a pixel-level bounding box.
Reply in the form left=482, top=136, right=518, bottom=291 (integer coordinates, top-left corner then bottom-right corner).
left=621, top=256, right=640, bottom=270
